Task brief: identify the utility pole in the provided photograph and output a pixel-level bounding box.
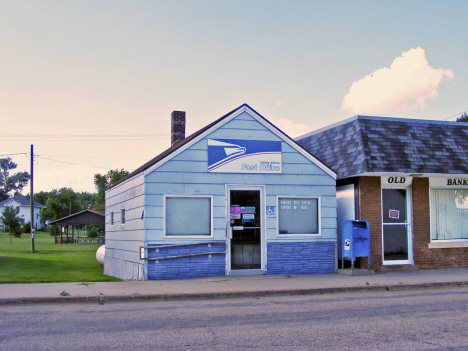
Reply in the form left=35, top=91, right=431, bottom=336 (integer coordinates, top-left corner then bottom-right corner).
left=31, top=144, right=35, bottom=253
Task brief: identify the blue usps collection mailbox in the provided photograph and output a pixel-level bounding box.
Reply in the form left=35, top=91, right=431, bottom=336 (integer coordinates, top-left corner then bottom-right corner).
left=342, top=220, right=370, bottom=269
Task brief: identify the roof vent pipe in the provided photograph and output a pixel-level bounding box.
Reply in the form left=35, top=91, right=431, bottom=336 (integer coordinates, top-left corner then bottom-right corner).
left=171, top=111, right=186, bottom=146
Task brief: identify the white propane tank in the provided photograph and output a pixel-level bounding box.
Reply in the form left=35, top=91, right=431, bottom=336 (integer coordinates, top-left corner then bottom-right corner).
left=96, top=245, right=105, bottom=265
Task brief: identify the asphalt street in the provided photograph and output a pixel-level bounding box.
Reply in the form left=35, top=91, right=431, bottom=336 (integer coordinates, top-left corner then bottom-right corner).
left=1, top=286, right=468, bottom=350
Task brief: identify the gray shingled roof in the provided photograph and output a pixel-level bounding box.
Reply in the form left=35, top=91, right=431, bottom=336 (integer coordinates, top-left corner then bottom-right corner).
left=295, top=116, right=468, bottom=179
left=0, top=194, right=46, bottom=208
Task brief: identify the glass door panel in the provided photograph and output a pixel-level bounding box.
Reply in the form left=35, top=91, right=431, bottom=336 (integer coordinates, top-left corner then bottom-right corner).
left=231, top=228, right=261, bottom=269
left=229, top=190, right=261, bottom=270
left=383, top=225, right=408, bottom=260
left=382, top=189, right=410, bottom=262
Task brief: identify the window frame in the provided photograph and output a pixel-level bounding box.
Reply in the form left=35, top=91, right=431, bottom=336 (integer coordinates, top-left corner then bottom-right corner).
left=120, top=208, right=125, bottom=226
left=276, top=195, right=321, bottom=237
left=429, top=187, right=468, bottom=243
left=163, top=194, right=213, bottom=239
left=110, top=211, right=114, bottom=226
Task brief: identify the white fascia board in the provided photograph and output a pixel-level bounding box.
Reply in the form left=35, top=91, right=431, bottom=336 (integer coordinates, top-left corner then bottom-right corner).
left=143, top=104, right=336, bottom=179
left=2, top=199, right=21, bottom=207
left=247, top=108, right=336, bottom=179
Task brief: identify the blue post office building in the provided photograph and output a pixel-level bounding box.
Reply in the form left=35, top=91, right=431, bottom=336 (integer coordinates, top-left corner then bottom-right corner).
left=104, top=104, right=337, bottom=280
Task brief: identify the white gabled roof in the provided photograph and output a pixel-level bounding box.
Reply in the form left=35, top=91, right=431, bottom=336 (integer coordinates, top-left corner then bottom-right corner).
left=2, top=199, right=21, bottom=207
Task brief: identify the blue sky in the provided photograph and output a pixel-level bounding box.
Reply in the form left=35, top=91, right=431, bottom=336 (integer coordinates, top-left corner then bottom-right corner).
left=1, top=1, right=467, bottom=193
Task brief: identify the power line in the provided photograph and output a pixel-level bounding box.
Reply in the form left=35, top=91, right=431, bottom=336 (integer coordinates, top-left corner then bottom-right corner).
left=35, top=154, right=148, bottom=161
left=35, top=155, right=114, bottom=170
left=1, top=137, right=169, bottom=142
left=0, top=133, right=169, bottom=137
left=0, top=152, right=29, bottom=157
left=442, top=110, right=468, bottom=121
left=2, top=151, right=144, bottom=171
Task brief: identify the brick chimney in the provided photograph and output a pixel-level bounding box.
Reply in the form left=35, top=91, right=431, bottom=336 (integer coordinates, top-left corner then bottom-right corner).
left=171, top=111, right=186, bottom=146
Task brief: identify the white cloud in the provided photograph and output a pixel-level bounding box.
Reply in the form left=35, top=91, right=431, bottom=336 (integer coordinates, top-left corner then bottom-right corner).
left=267, top=115, right=313, bottom=138
left=35, top=164, right=98, bottom=193
left=340, top=47, right=454, bottom=115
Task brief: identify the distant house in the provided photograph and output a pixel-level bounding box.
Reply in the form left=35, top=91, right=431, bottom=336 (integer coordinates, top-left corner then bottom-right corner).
left=296, top=116, right=468, bottom=272
left=0, top=194, right=46, bottom=230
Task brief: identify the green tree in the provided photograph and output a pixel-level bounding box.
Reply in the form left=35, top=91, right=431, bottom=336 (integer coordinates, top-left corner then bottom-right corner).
left=93, top=169, right=129, bottom=211
left=0, top=158, right=30, bottom=201
left=34, top=190, right=99, bottom=227
left=40, top=188, right=83, bottom=226
left=31, top=191, right=50, bottom=207
left=1, top=206, right=23, bottom=242
left=456, top=112, right=468, bottom=122
left=77, top=192, right=98, bottom=210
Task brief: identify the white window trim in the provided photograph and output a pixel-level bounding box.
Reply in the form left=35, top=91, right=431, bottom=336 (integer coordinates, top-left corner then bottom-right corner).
left=429, top=186, right=468, bottom=243
left=428, top=241, right=468, bottom=249
left=163, top=194, right=214, bottom=239
left=120, top=208, right=125, bottom=226
left=276, top=195, right=321, bottom=237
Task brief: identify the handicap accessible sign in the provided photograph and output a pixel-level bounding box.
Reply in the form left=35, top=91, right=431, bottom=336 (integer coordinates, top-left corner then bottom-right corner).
left=207, top=139, right=282, bottom=173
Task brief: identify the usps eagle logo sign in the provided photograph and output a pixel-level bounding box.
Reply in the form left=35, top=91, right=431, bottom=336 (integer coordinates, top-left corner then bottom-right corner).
left=207, top=139, right=282, bottom=173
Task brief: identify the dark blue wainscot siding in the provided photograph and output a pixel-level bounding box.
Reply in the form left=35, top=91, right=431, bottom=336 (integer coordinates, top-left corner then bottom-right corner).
left=146, top=242, right=226, bottom=280
left=267, top=241, right=336, bottom=274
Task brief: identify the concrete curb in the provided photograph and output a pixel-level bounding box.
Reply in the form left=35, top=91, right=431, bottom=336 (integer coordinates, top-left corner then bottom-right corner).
left=2, top=281, right=467, bottom=305
left=0, top=295, right=100, bottom=305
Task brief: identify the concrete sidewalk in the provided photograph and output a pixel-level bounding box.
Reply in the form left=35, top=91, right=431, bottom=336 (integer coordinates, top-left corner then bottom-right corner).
left=1, top=268, right=468, bottom=305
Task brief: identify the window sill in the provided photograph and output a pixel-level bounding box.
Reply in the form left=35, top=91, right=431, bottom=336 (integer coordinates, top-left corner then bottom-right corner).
left=164, top=235, right=213, bottom=239
left=428, top=242, right=468, bottom=249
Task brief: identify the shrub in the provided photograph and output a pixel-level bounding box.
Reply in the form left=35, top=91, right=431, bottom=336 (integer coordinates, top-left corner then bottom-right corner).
left=87, top=226, right=100, bottom=238
left=22, top=222, right=31, bottom=233
left=11, top=223, right=22, bottom=238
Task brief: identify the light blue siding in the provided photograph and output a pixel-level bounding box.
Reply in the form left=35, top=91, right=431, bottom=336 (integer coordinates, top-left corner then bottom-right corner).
left=144, top=112, right=336, bottom=247
left=285, top=163, right=332, bottom=175
left=156, top=161, right=207, bottom=173
left=146, top=172, right=333, bottom=186
left=221, top=119, right=269, bottom=131
left=207, top=129, right=282, bottom=141
left=171, top=149, right=208, bottom=162
left=104, top=173, right=145, bottom=280
left=146, top=183, right=225, bottom=195
left=105, top=107, right=337, bottom=280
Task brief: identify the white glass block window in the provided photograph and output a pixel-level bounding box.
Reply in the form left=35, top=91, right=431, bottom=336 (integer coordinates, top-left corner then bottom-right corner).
left=165, top=196, right=212, bottom=236
left=431, top=189, right=468, bottom=240
left=278, top=197, right=319, bottom=235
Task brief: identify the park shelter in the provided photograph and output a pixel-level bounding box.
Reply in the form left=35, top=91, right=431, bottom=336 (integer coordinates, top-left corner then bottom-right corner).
left=296, top=116, right=468, bottom=272
left=50, top=209, right=105, bottom=244
left=104, top=104, right=337, bottom=280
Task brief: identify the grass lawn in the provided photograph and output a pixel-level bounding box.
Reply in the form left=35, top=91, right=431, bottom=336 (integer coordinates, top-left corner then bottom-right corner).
left=0, top=232, right=122, bottom=283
